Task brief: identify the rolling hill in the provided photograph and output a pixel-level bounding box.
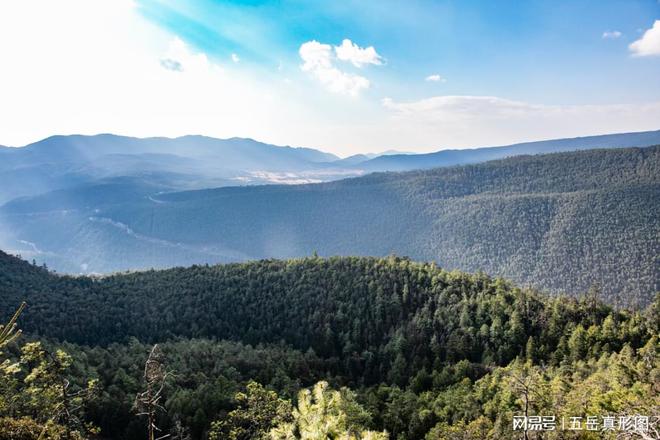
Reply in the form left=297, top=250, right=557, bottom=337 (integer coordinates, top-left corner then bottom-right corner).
left=0, top=251, right=657, bottom=439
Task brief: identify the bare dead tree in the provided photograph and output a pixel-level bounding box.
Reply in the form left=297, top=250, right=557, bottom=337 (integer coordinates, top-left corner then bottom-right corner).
left=0, top=301, right=26, bottom=349
left=32, top=347, right=99, bottom=440
left=511, top=372, right=532, bottom=440
left=615, top=412, right=660, bottom=440
left=134, top=344, right=171, bottom=440
left=509, top=365, right=547, bottom=440
left=170, top=417, right=191, bottom=440
left=56, top=377, right=98, bottom=439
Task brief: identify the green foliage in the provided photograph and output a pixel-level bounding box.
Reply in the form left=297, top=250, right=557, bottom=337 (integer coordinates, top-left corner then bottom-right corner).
left=0, top=417, right=80, bottom=440
left=0, top=342, right=98, bottom=439
left=1, top=254, right=652, bottom=371
left=0, top=254, right=657, bottom=439
left=421, top=337, right=660, bottom=439
left=269, top=381, right=388, bottom=440
left=209, top=381, right=292, bottom=440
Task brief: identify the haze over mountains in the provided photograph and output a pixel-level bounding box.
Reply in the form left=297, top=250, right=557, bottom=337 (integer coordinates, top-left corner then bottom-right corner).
left=0, top=134, right=344, bottom=205
left=358, top=129, right=660, bottom=172
left=1, top=132, right=658, bottom=305
left=2, top=130, right=660, bottom=205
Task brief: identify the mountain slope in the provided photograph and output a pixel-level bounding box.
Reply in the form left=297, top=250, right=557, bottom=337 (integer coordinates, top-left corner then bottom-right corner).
left=0, top=251, right=647, bottom=358
left=0, top=251, right=657, bottom=440
left=2, top=130, right=660, bottom=206
left=357, top=129, right=660, bottom=171
left=0, top=134, right=341, bottom=204
left=2, top=146, right=658, bottom=304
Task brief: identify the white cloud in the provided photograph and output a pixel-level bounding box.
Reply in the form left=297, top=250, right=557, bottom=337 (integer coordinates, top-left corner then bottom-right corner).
left=629, top=20, right=660, bottom=56
left=334, top=39, right=383, bottom=67
left=231, top=53, right=240, bottom=63
left=381, top=95, right=660, bottom=148
left=164, top=37, right=216, bottom=74
left=602, top=30, right=622, bottom=39
left=425, top=74, right=446, bottom=82
left=299, top=41, right=334, bottom=71
left=299, top=40, right=371, bottom=96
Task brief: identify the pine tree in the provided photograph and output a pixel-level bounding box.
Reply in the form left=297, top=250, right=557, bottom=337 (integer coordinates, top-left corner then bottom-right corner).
left=568, top=325, right=588, bottom=362
left=209, top=381, right=292, bottom=440
left=269, top=381, right=388, bottom=440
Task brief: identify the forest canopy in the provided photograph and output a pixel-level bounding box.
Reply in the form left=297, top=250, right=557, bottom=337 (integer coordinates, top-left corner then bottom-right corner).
left=0, top=252, right=658, bottom=439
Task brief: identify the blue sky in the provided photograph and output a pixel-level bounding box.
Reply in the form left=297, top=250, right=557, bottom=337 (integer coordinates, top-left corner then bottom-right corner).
left=0, top=0, right=659, bottom=155
left=137, top=0, right=660, bottom=103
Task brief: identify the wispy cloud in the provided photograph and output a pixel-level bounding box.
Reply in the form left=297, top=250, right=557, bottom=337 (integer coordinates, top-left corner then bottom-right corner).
left=425, top=74, right=446, bottom=82
left=231, top=53, right=240, bottom=63
left=629, top=20, right=660, bottom=56
left=382, top=95, right=536, bottom=120
left=381, top=95, right=660, bottom=148
left=602, top=30, right=622, bottom=39
left=160, top=58, right=183, bottom=72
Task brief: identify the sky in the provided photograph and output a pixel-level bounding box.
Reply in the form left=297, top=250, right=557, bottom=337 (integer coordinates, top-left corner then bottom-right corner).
left=0, top=0, right=659, bottom=156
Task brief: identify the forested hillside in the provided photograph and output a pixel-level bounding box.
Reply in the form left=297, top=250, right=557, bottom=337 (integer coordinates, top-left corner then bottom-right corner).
left=0, top=252, right=657, bottom=439
left=3, top=146, right=656, bottom=305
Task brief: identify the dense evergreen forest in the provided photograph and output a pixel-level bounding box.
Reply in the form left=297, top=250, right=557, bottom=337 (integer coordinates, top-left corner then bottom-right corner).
left=0, top=251, right=658, bottom=439
left=3, top=146, right=657, bottom=306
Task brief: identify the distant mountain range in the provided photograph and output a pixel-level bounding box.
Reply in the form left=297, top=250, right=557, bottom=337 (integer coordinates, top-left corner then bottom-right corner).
left=0, top=134, right=342, bottom=204
left=2, top=130, right=660, bottom=205
left=355, top=130, right=660, bottom=171
left=1, top=145, right=658, bottom=305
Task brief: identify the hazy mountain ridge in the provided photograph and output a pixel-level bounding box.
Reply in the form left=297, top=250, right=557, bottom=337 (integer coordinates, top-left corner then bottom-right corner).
left=1, top=145, right=658, bottom=305
left=2, top=130, right=660, bottom=206
left=2, top=134, right=338, bottom=164
left=0, top=134, right=344, bottom=204
left=357, top=129, right=660, bottom=171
